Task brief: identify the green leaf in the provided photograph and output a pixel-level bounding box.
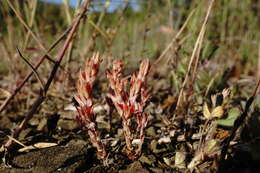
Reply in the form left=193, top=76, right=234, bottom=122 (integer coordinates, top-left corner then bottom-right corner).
left=217, top=108, right=240, bottom=127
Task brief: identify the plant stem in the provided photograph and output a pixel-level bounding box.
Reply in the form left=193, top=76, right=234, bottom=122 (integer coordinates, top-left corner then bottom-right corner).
left=122, top=118, right=133, bottom=152
left=0, top=0, right=91, bottom=153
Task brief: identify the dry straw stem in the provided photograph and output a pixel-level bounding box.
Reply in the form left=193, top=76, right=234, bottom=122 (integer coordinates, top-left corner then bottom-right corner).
left=96, top=0, right=114, bottom=26
left=257, top=43, right=260, bottom=79
left=141, top=0, right=152, bottom=55
left=82, top=0, right=129, bottom=59
left=63, top=0, right=77, bottom=87
left=175, top=0, right=215, bottom=112
left=23, top=0, right=38, bottom=50
left=63, top=0, right=72, bottom=25
left=0, top=0, right=91, bottom=153
left=6, top=0, right=46, bottom=51
left=152, top=9, right=195, bottom=68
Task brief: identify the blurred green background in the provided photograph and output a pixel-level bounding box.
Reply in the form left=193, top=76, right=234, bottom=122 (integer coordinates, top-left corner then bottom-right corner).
left=0, top=0, right=259, bottom=94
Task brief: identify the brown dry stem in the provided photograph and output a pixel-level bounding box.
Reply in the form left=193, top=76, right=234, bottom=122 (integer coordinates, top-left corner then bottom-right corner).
left=0, top=0, right=91, bottom=154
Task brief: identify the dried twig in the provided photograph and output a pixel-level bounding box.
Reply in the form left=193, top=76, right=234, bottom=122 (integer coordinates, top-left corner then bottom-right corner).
left=16, top=47, right=45, bottom=90
left=0, top=0, right=91, bottom=153
left=0, top=22, right=73, bottom=113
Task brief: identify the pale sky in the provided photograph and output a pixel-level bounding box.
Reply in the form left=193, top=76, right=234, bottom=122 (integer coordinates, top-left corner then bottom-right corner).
left=40, top=0, right=140, bottom=12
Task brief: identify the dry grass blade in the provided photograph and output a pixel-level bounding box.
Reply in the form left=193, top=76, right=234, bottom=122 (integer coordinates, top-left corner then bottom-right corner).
left=175, top=0, right=215, bottom=111
left=17, top=47, right=45, bottom=91
left=7, top=135, right=27, bottom=148
left=96, top=0, right=114, bottom=26
left=0, top=88, right=11, bottom=100
left=6, top=0, right=46, bottom=51
left=18, top=142, right=58, bottom=152
left=257, top=43, right=260, bottom=80
left=63, top=0, right=72, bottom=25
left=153, top=9, right=195, bottom=67
left=23, top=0, right=38, bottom=50
left=88, top=20, right=109, bottom=40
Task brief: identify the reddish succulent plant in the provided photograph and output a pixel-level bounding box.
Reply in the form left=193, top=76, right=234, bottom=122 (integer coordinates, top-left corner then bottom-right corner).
left=74, top=54, right=151, bottom=162
left=74, top=53, right=107, bottom=164
left=106, top=59, right=150, bottom=159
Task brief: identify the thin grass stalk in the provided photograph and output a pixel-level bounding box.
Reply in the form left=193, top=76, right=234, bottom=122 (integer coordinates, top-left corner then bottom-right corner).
left=63, top=0, right=72, bottom=25
left=23, top=0, right=38, bottom=50
left=63, top=0, right=74, bottom=89
left=257, top=43, right=260, bottom=79
left=152, top=9, right=195, bottom=67
left=175, top=0, right=215, bottom=112
left=6, top=0, right=46, bottom=51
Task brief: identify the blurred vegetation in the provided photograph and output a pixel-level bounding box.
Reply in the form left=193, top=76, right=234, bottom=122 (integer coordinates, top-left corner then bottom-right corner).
left=0, top=0, right=259, bottom=96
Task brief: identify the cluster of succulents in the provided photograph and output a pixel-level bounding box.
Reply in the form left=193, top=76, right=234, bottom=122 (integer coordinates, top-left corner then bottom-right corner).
left=74, top=53, right=150, bottom=164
